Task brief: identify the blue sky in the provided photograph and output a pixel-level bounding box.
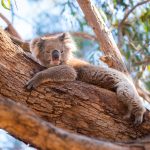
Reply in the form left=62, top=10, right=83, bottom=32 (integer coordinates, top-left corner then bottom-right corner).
left=0, top=0, right=85, bottom=39
left=0, top=0, right=62, bottom=39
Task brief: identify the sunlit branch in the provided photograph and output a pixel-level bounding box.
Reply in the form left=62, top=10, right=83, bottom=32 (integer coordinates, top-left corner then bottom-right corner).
left=0, top=13, right=22, bottom=39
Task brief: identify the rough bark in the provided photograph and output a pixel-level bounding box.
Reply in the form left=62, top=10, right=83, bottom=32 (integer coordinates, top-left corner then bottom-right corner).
left=1, top=26, right=150, bottom=143
left=76, top=0, right=128, bottom=74
left=1, top=95, right=150, bottom=150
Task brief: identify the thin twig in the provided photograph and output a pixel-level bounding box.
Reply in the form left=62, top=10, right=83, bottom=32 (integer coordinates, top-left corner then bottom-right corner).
left=118, top=0, right=150, bottom=48
left=120, top=0, right=150, bottom=26
left=134, top=58, right=150, bottom=66
left=71, top=32, right=97, bottom=41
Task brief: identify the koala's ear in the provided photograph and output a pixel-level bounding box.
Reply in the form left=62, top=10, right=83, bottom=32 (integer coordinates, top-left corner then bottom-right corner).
left=31, top=37, right=44, bottom=48
left=37, top=38, right=45, bottom=50
left=59, top=33, right=70, bottom=41
left=30, top=37, right=45, bottom=57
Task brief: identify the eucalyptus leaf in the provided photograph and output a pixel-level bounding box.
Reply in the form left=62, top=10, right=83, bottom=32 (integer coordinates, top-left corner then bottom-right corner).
left=1, top=0, right=11, bottom=10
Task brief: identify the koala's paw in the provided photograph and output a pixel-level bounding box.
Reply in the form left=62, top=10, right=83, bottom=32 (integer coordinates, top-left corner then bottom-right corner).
left=134, top=107, right=146, bottom=126
left=123, top=113, right=131, bottom=120
left=25, top=78, right=39, bottom=91
left=134, top=115, right=143, bottom=126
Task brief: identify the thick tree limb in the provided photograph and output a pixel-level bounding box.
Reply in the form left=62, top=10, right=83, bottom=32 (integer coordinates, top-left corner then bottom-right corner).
left=1, top=95, right=150, bottom=150
left=1, top=26, right=150, bottom=144
left=77, top=0, right=128, bottom=74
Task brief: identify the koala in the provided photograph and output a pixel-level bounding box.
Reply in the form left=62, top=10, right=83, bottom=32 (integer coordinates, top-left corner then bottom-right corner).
left=26, top=33, right=146, bottom=125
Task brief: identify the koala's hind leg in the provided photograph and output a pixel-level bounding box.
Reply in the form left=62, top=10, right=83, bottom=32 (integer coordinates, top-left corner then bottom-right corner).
left=116, top=82, right=146, bottom=125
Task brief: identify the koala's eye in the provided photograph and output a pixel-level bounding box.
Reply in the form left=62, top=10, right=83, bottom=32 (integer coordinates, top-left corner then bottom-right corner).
left=61, top=50, right=63, bottom=53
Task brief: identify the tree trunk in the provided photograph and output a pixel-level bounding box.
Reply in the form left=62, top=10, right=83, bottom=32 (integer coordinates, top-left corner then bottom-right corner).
left=76, top=0, right=128, bottom=74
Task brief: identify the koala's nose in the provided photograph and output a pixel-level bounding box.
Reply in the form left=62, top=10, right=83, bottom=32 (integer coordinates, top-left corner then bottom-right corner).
left=52, top=50, right=59, bottom=60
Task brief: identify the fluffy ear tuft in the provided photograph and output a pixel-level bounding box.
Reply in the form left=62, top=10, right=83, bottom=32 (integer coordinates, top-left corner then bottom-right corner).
left=37, top=38, right=45, bottom=50
left=30, top=37, right=45, bottom=58
left=58, top=32, right=77, bottom=52
left=59, top=32, right=70, bottom=41
left=30, top=38, right=45, bottom=50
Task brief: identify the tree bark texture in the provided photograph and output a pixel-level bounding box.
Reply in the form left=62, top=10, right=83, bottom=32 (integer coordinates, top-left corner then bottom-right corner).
left=1, top=96, right=150, bottom=150
left=0, top=27, right=150, bottom=144
left=77, top=0, right=128, bottom=74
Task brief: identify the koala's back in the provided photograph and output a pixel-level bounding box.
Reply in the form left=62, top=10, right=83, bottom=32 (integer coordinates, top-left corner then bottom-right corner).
left=68, top=57, right=131, bottom=91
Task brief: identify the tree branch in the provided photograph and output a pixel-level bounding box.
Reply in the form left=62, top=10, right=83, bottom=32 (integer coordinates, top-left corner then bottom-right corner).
left=118, top=0, right=150, bottom=48
left=71, top=32, right=97, bottom=41
left=134, top=58, right=150, bottom=66
left=77, top=0, right=128, bottom=74
left=120, top=0, right=150, bottom=26
left=0, top=13, right=22, bottom=40
left=9, top=34, right=30, bottom=51
left=0, top=95, right=149, bottom=150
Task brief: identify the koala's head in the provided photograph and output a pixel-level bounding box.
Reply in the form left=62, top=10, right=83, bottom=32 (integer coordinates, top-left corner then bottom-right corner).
left=30, top=33, right=76, bottom=67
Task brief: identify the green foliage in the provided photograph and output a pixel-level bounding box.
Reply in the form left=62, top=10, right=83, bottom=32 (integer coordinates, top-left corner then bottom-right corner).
left=1, top=0, right=11, bottom=10
left=1, top=0, right=17, bottom=10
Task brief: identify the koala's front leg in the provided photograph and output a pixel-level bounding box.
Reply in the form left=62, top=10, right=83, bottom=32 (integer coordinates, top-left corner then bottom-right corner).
left=26, top=65, right=77, bottom=90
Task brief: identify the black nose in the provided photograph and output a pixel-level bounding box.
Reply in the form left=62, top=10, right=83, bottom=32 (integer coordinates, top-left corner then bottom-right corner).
left=52, top=50, right=59, bottom=60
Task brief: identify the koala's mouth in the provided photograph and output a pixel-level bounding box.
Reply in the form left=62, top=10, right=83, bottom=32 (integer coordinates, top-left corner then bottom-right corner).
left=51, top=58, right=61, bottom=65
left=51, top=50, right=61, bottom=65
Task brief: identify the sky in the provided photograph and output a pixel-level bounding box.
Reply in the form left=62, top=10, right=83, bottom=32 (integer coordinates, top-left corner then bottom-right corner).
left=0, top=0, right=63, bottom=39
left=0, top=0, right=85, bottom=39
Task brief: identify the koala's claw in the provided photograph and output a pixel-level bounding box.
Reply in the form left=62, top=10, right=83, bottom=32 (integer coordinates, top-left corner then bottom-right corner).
left=25, top=79, right=39, bottom=90
left=123, top=112, right=131, bottom=120
left=134, top=116, right=143, bottom=126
